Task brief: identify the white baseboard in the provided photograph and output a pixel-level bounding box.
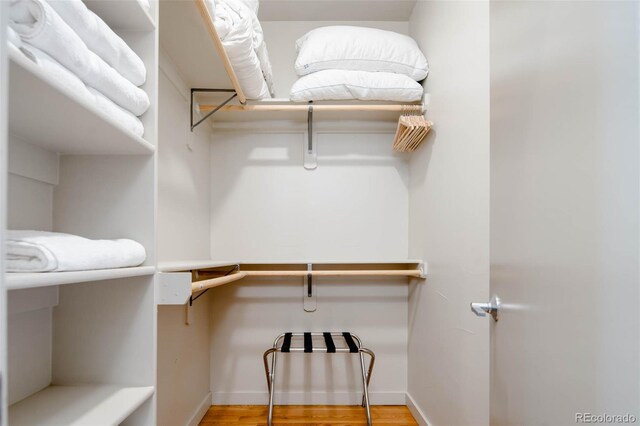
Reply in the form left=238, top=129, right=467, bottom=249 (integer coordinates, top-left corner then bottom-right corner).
left=211, top=391, right=406, bottom=406
left=186, top=391, right=212, bottom=426
left=406, top=392, right=431, bottom=426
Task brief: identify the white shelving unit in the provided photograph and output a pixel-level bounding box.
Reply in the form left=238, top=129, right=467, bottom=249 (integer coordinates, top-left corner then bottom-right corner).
left=0, top=2, right=9, bottom=426
left=1, top=0, right=160, bottom=424
left=85, top=0, right=156, bottom=32
left=9, top=385, right=154, bottom=426
left=8, top=49, right=155, bottom=155
left=6, top=266, right=156, bottom=290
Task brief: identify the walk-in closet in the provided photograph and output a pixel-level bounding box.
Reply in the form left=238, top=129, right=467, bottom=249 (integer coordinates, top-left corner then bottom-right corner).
left=0, top=0, right=638, bottom=425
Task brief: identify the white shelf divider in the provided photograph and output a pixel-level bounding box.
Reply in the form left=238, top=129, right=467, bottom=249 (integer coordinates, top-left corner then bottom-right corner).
left=9, top=385, right=154, bottom=426
left=8, top=49, right=155, bottom=155
left=5, top=266, right=156, bottom=291
left=85, top=0, right=156, bottom=31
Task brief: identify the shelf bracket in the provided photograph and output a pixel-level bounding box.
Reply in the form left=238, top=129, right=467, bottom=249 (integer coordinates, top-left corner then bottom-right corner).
left=303, top=263, right=317, bottom=312
left=190, top=88, right=237, bottom=131
left=304, top=104, right=317, bottom=170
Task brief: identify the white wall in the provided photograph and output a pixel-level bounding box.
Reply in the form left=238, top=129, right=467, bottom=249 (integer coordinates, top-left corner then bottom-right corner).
left=210, top=131, right=409, bottom=261
left=490, top=2, right=639, bottom=423
left=156, top=52, right=213, bottom=426
left=157, top=51, right=211, bottom=262
left=407, top=2, right=490, bottom=425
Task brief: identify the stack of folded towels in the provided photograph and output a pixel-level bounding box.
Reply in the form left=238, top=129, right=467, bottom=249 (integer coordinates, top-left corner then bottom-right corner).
left=7, top=0, right=150, bottom=137
left=290, top=26, right=429, bottom=103
left=6, top=230, right=146, bottom=272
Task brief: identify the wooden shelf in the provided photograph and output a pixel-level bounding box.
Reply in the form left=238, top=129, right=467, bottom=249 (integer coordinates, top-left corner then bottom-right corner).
left=158, top=260, right=239, bottom=273
left=158, top=260, right=426, bottom=303
left=9, top=385, right=154, bottom=426
left=6, top=266, right=156, bottom=291
left=8, top=49, right=155, bottom=155
left=85, top=0, right=155, bottom=31
left=160, top=0, right=232, bottom=90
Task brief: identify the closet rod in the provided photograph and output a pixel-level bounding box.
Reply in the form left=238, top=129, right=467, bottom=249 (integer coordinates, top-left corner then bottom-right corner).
left=198, top=104, right=424, bottom=113
left=244, top=270, right=424, bottom=278
left=194, top=0, right=247, bottom=104
left=191, top=269, right=424, bottom=293
left=192, top=271, right=248, bottom=292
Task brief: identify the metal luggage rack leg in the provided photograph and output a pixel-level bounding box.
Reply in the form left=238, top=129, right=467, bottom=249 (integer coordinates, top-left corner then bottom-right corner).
left=263, top=332, right=376, bottom=426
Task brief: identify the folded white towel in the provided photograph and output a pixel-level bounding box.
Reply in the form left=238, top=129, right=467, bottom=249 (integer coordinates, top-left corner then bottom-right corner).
left=88, top=87, right=145, bottom=137
left=48, top=0, right=146, bottom=86
left=9, top=0, right=150, bottom=116
left=6, top=230, right=146, bottom=272
left=15, top=42, right=144, bottom=137
left=14, top=42, right=93, bottom=104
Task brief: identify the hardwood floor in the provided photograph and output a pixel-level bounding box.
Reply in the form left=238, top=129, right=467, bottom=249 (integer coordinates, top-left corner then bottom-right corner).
left=199, top=405, right=418, bottom=425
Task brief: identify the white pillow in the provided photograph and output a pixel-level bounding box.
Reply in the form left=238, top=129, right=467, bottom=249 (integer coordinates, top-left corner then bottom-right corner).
left=295, top=26, right=429, bottom=81
left=289, top=69, right=424, bottom=102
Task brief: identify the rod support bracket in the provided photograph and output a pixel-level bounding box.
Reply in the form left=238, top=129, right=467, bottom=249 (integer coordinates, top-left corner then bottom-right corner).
left=303, top=263, right=317, bottom=312
left=190, top=88, right=237, bottom=131
left=304, top=104, right=318, bottom=170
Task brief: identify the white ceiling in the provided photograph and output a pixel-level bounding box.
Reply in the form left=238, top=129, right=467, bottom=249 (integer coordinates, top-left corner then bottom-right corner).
left=258, top=0, right=417, bottom=22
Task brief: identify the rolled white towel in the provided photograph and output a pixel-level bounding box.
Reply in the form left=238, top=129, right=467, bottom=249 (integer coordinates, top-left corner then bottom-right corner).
left=48, top=0, right=146, bottom=86
left=17, top=42, right=94, bottom=105
left=16, top=43, right=144, bottom=137
left=9, top=0, right=150, bottom=116
left=6, top=230, right=146, bottom=272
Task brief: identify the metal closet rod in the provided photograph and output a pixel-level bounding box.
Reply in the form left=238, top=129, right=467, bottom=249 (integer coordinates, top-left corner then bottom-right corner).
left=197, top=104, right=425, bottom=113
left=191, top=269, right=424, bottom=293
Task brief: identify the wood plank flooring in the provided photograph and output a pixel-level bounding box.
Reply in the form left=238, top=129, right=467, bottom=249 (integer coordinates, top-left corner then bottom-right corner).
left=199, top=405, right=418, bottom=425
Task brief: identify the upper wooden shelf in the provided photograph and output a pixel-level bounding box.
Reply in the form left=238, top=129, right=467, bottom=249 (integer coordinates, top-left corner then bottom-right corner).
left=160, top=0, right=234, bottom=90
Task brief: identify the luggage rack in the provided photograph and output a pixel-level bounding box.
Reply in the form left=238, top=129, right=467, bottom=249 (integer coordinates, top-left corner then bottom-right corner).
left=263, top=332, right=375, bottom=426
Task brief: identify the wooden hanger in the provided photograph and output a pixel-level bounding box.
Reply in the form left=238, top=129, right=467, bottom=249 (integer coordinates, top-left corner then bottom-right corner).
left=392, top=107, right=432, bottom=152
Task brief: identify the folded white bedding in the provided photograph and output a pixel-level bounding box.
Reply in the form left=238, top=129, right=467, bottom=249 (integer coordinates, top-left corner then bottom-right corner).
left=6, top=230, right=146, bottom=272
left=48, top=0, right=147, bottom=86
left=210, top=0, right=273, bottom=99
left=9, top=0, right=150, bottom=116
left=88, top=87, right=145, bottom=137
left=12, top=42, right=144, bottom=137
left=290, top=69, right=424, bottom=102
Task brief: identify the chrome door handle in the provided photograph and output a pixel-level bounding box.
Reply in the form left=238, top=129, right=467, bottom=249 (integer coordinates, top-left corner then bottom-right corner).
left=470, top=295, right=501, bottom=321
